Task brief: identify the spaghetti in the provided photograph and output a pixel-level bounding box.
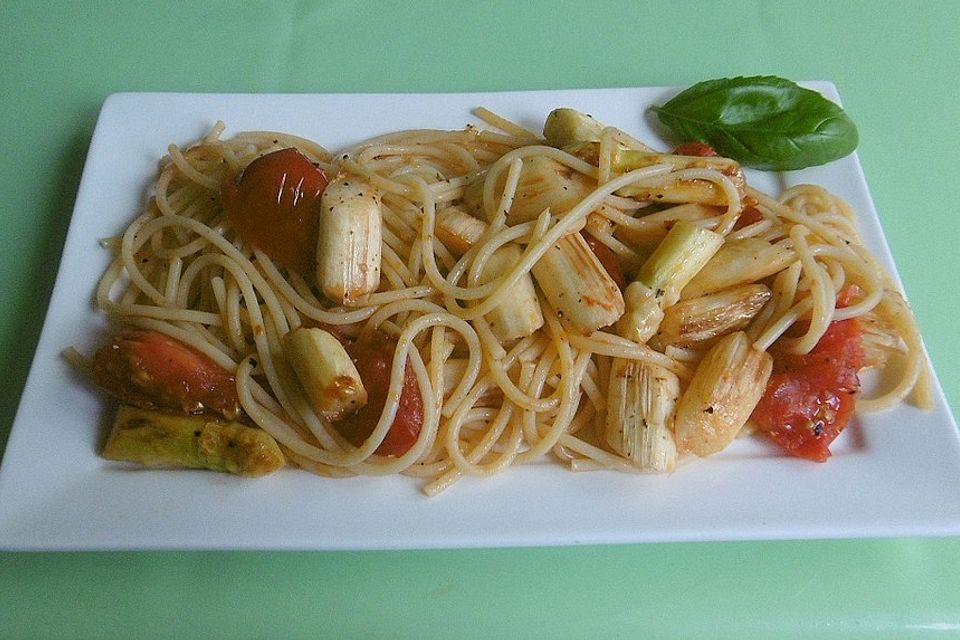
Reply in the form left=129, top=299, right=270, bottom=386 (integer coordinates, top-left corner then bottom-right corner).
left=87, top=107, right=928, bottom=494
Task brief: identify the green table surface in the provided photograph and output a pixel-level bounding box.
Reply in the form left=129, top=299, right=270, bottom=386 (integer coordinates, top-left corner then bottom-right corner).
left=2, top=1, right=959, bottom=637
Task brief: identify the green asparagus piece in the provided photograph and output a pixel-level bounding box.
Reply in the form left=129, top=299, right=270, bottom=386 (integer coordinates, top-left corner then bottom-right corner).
left=102, top=405, right=285, bottom=477
left=635, top=220, right=723, bottom=308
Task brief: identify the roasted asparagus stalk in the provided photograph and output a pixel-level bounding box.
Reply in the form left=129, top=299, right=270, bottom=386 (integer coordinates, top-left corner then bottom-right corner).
left=531, top=231, right=625, bottom=335
left=316, top=173, right=383, bottom=304
left=673, top=331, right=773, bottom=457
left=283, top=327, right=367, bottom=421
left=605, top=359, right=679, bottom=472
left=102, top=405, right=285, bottom=477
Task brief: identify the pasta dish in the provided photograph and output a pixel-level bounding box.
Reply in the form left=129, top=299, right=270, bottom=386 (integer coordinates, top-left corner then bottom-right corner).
left=73, top=104, right=928, bottom=495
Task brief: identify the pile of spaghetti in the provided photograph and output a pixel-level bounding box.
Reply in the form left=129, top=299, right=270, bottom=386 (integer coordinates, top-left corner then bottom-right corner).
left=82, top=106, right=928, bottom=494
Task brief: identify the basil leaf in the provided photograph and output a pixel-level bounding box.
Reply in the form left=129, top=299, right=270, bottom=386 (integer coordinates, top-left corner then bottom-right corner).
left=651, top=76, right=858, bottom=171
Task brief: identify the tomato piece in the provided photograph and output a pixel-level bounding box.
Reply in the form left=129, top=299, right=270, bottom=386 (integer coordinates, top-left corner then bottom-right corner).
left=91, top=329, right=240, bottom=419
left=732, top=205, right=764, bottom=231
left=581, top=230, right=624, bottom=288
left=337, top=331, right=424, bottom=457
left=672, top=141, right=718, bottom=157
left=836, top=283, right=864, bottom=308
left=750, top=319, right=865, bottom=461
left=221, top=148, right=327, bottom=277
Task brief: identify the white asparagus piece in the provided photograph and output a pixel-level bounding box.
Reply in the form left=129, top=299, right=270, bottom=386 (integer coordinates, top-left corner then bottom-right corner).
left=605, top=359, right=679, bottom=472
left=531, top=231, right=625, bottom=335
left=674, top=331, right=772, bottom=457
left=283, top=327, right=367, bottom=422
left=316, top=174, right=383, bottom=304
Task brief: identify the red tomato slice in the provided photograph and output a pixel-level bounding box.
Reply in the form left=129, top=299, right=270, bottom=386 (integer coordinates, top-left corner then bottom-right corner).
left=732, top=205, right=764, bottom=231
left=337, top=331, right=424, bottom=457
left=751, top=319, right=865, bottom=461
left=221, top=148, right=327, bottom=277
left=672, top=141, right=719, bottom=157
left=91, top=329, right=240, bottom=419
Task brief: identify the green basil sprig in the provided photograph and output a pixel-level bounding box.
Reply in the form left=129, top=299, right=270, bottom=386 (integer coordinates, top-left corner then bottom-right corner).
left=651, top=76, right=858, bottom=170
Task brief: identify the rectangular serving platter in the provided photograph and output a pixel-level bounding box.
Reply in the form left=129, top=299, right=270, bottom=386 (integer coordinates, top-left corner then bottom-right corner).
left=2, top=85, right=959, bottom=550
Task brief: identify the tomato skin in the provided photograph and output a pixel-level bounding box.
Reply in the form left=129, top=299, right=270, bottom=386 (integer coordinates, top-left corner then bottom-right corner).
left=732, top=205, right=764, bottom=231
left=581, top=230, right=625, bottom=288
left=91, top=329, right=240, bottom=419
left=337, top=331, right=424, bottom=457
left=672, top=141, right=718, bottom=157
left=751, top=319, right=865, bottom=461
left=221, top=148, right=327, bottom=277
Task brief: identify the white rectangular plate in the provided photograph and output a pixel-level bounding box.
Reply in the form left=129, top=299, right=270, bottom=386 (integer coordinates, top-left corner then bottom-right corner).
left=3, top=86, right=960, bottom=550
